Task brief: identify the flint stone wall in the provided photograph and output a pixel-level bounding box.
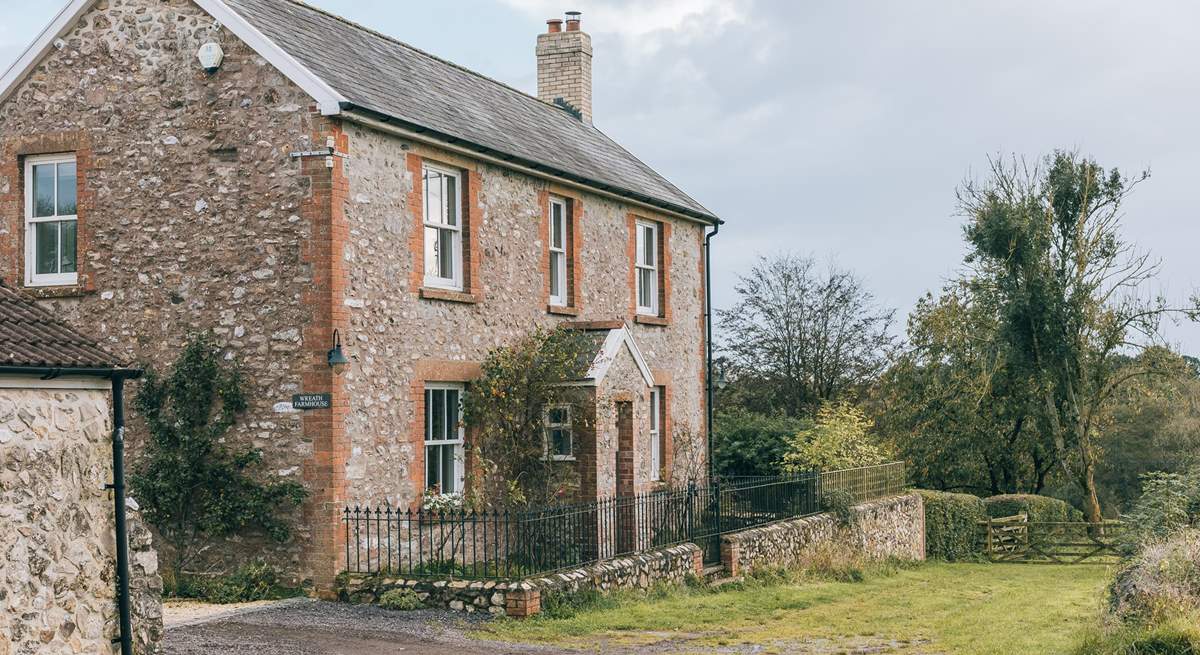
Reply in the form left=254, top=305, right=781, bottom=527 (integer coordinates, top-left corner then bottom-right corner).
left=0, top=383, right=162, bottom=654
left=721, top=494, right=926, bottom=576
left=0, top=0, right=321, bottom=578
left=338, top=543, right=702, bottom=617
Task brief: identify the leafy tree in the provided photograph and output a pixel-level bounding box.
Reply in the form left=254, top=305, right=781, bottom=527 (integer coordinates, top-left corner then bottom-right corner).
left=712, top=409, right=811, bottom=477
left=131, top=334, right=307, bottom=583
left=873, top=282, right=1056, bottom=495
left=462, top=327, right=594, bottom=508
left=782, top=402, right=890, bottom=472
left=958, top=151, right=1198, bottom=522
left=718, top=254, right=895, bottom=418
left=1090, top=348, right=1200, bottom=513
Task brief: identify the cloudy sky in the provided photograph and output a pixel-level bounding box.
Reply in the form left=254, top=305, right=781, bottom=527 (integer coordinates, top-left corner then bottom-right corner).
left=3, top=0, right=1199, bottom=351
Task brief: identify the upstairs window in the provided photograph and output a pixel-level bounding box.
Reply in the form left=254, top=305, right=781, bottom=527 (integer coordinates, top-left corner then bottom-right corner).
left=425, top=383, right=465, bottom=495
left=544, top=404, right=573, bottom=460
left=635, top=220, right=658, bottom=315
left=25, top=154, right=78, bottom=287
left=548, top=196, right=568, bottom=306
left=423, top=164, right=463, bottom=290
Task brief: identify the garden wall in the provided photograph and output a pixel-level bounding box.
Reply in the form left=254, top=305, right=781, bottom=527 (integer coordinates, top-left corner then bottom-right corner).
left=339, top=543, right=702, bottom=617
left=721, top=494, right=925, bottom=576
left=0, top=383, right=163, bottom=654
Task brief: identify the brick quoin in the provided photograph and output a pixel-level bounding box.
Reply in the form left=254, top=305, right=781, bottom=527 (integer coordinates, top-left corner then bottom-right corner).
left=300, top=116, right=351, bottom=597
left=615, top=398, right=636, bottom=553
left=653, top=369, right=674, bottom=485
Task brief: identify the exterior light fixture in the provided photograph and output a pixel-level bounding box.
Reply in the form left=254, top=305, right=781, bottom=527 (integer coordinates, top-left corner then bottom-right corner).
left=327, top=329, right=349, bottom=375
left=716, top=366, right=729, bottom=391
left=197, top=42, right=224, bottom=73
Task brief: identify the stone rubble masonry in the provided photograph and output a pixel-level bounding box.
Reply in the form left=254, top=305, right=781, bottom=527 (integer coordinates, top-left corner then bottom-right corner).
left=342, top=125, right=707, bottom=513
left=0, top=0, right=709, bottom=592
left=0, top=0, right=327, bottom=582
left=535, top=28, right=593, bottom=123
left=720, top=494, right=927, bottom=578
left=337, top=543, right=702, bottom=618
left=0, top=383, right=162, bottom=654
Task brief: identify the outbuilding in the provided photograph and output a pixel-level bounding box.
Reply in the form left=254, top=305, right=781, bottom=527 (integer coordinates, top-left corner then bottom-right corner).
left=0, top=281, right=160, bottom=655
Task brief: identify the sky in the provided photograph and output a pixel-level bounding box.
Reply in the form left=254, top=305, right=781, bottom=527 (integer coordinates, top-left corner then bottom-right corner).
left=3, top=0, right=1199, bottom=352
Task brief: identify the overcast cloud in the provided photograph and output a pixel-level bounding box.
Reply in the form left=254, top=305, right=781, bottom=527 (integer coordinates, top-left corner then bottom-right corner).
left=3, top=0, right=1198, bottom=351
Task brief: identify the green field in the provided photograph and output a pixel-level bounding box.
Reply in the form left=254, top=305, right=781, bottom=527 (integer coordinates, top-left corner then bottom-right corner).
left=477, top=563, right=1113, bottom=654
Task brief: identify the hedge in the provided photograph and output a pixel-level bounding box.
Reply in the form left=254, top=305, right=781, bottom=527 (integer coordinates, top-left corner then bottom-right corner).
left=916, top=489, right=986, bottom=561
left=983, top=494, right=1084, bottom=523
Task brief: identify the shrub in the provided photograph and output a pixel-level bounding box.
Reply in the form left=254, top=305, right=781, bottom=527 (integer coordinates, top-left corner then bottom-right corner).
left=170, top=561, right=301, bottom=604
left=822, top=488, right=857, bottom=527
left=1122, top=471, right=1200, bottom=554
left=917, top=489, right=986, bottom=561
left=1109, top=529, right=1200, bottom=623
left=984, top=494, right=1084, bottom=523
left=713, top=409, right=811, bottom=477
left=782, top=402, right=890, bottom=473
left=379, top=588, right=423, bottom=611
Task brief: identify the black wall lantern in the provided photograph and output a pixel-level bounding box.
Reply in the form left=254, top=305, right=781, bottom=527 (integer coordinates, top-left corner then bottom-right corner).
left=328, top=329, right=349, bottom=376
left=716, top=366, right=729, bottom=391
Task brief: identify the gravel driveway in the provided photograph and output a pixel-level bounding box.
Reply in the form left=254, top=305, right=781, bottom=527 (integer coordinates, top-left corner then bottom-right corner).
left=164, top=598, right=571, bottom=655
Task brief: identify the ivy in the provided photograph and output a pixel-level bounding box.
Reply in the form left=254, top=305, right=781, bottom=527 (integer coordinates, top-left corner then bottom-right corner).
left=130, top=333, right=308, bottom=584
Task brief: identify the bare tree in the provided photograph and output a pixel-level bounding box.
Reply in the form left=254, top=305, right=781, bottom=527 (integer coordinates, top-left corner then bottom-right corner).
left=718, top=254, right=896, bottom=418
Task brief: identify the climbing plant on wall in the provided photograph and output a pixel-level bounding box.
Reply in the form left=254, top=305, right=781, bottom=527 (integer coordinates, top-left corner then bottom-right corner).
left=130, top=333, right=307, bottom=586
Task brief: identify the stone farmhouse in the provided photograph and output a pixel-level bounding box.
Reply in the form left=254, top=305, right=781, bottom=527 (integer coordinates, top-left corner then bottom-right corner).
left=0, top=0, right=721, bottom=591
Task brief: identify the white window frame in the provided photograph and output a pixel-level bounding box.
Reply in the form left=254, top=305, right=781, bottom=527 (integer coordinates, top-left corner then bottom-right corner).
left=424, top=382, right=466, bottom=494
left=635, top=220, right=659, bottom=316
left=422, top=163, right=464, bottom=291
left=548, top=196, right=568, bottom=307
left=24, top=153, right=78, bottom=287
left=543, top=404, right=574, bottom=461
left=649, top=387, right=663, bottom=481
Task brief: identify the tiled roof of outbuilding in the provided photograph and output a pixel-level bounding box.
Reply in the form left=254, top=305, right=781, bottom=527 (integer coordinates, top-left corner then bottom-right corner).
left=220, top=0, right=718, bottom=222
left=0, top=282, right=120, bottom=370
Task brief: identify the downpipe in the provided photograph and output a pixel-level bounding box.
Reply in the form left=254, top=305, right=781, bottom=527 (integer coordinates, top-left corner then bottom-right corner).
left=704, top=220, right=721, bottom=485
left=110, top=373, right=135, bottom=655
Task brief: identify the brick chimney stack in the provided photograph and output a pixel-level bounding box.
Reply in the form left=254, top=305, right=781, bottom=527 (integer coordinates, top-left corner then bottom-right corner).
left=537, top=11, right=592, bottom=123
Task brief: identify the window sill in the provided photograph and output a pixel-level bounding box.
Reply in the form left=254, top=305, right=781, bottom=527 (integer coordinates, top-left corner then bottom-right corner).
left=420, top=287, right=480, bottom=304
left=634, top=314, right=669, bottom=327
left=547, top=304, right=581, bottom=317
left=20, top=284, right=92, bottom=300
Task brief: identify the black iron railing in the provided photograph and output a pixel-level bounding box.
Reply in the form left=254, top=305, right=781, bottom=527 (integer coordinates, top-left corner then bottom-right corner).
left=343, top=462, right=904, bottom=579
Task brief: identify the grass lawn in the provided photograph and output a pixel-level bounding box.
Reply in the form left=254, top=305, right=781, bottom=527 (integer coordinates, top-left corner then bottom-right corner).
left=476, top=563, right=1113, bottom=654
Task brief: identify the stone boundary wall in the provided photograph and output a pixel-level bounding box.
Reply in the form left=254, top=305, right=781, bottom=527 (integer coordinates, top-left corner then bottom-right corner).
left=339, top=543, right=702, bottom=618
left=721, top=494, right=925, bottom=577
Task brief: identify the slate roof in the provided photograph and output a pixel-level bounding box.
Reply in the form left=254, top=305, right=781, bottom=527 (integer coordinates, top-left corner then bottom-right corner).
left=0, top=282, right=120, bottom=370
left=221, top=0, right=718, bottom=222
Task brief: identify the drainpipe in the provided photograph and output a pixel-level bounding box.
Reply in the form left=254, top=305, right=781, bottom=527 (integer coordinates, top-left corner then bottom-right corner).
left=110, top=372, right=134, bottom=655
left=704, top=220, right=721, bottom=485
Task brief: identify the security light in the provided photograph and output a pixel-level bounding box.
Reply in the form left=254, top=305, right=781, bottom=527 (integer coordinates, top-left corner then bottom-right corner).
left=197, top=42, right=224, bottom=74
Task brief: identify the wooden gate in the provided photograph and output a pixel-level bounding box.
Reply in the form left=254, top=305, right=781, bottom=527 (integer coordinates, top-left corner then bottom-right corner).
left=981, top=515, right=1125, bottom=564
